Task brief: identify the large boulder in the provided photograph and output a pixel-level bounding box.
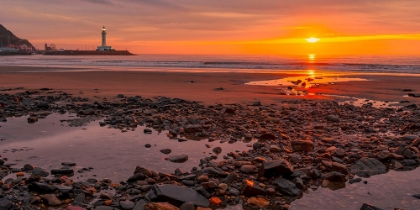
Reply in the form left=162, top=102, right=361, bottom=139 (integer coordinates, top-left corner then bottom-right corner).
left=272, top=178, right=302, bottom=196
left=146, top=184, right=209, bottom=207
left=258, top=159, right=294, bottom=178
left=348, top=158, right=387, bottom=178
left=167, top=155, right=189, bottom=163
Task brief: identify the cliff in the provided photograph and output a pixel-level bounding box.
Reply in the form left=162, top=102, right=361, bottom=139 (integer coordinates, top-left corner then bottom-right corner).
left=0, top=24, right=36, bottom=50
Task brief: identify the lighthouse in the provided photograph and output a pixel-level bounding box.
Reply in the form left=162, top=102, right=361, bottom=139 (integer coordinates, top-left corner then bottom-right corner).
left=101, top=26, right=107, bottom=46
left=97, top=26, right=113, bottom=51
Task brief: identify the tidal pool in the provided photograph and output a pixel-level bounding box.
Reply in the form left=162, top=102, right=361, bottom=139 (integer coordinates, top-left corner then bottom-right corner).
left=0, top=113, right=253, bottom=181
left=245, top=76, right=368, bottom=87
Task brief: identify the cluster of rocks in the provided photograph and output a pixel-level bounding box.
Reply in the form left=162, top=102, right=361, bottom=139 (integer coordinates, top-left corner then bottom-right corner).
left=1, top=89, right=420, bottom=209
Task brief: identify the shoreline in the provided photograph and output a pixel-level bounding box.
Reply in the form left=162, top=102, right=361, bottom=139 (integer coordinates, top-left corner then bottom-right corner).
left=1, top=65, right=420, bottom=209
left=1, top=66, right=420, bottom=106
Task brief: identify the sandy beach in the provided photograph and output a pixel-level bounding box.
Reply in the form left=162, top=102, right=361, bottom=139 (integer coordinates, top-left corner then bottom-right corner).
left=1, top=66, right=420, bottom=106
left=1, top=65, right=420, bottom=210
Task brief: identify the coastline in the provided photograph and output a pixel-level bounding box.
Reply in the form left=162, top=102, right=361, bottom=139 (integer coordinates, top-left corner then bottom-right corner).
left=1, top=66, right=420, bottom=106
left=1, top=65, right=420, bottom=209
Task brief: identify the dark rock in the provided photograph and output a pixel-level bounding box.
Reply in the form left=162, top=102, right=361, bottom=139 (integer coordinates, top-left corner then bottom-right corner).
left=221, top=172, right=238, bottom=184
left=62, top=162, right=77, bottom=167
left=33, top=167, right=49, bottom=177
left=326, top=115, right=340, bottom=122
left=349, top=158, right=387, bottom=178
left=179, top=202, right=195, bottom=210
left=240, top=165, right=258, bottom=174
left=291, top=140, right=314, bottom=152
left=360, top=203, right=383, bottom=210
left=144, top=128, right=152, bottom=134
left=325, top=171, right=346, bottom=182
left=27, top=116, right=38, bottom=123
left=242, top=181, right=266, bottom=197
left=160, top=149, right=172, bottom=155
left=41, top=194, right=62, bottom=206
left=127, top=173, right=147, bottom=182
left=133, top=199, right=146, bottom=210
left=212, top=147, right=222, bottom=155
left=51, top=169, right=74, bottom=175
left=145, top=144, right=152, bottom=148
left=258, top=159, right=294, bottom=178
left=28, top=182, right=57, bottom=193
left=120, top=200, right=135, bottom=210
left=0, top=198, right=11, bottom=210
left=146, top=184, right=209, bottom=207
left=413, top=194, right=420, bottom=199
left=259, top=133, right=276, bottom=141
left=272, top=178, right=302, bottom=196
left=134, top=166, right=153, bottom=177
left=184, top=124, right=203, bottom=133
left=167, top=155, right=188, bottom=163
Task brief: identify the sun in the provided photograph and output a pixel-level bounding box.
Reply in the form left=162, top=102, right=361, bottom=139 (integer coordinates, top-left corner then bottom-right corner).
left=306, top=37, right=320, bottom=43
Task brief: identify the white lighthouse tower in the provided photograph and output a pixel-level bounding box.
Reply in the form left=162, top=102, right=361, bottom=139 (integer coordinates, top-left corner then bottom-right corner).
left=97, top=26, right=113, bottom=51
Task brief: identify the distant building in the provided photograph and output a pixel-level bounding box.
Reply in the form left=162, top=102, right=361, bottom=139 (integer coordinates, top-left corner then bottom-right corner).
left=97, top=26, right=113, bottom=51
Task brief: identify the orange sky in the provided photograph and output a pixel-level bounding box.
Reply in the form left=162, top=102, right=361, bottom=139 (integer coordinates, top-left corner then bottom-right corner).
left=2, top=0, right=420, bottom=55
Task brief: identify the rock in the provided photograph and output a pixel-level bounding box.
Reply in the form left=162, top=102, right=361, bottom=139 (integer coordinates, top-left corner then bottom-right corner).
left=167, top=155, right=188, bottom=163
left=28, top=116, right=38, bottom=123
left=325, top=171, right=346, bottom=182
left=95, top=207, right=114, bottom=210
left=332, top=162, right=348, bottom=174
left=240, top=165, right=258, bottom=174
left=120, top=200, right=135, bottom=210
left=259, top=133, right=276, bottom=141
left=269, top=145, right=282, bottom=152
left=272, top=178, right=302, bottom=196
left=134, top=166, right=153, bottom=177
left=145, top=202, right=179, bottom=210
left=197, top=175, right=209, bottom=183
left=247, top=197, right=269, bottom=209
left=183, top=124, right=203, bottom=133
left=242, top=180, right=266, bottom=196
left=0, top=198, right=11, bottom=210
left=127, top=173, right=147, bottom=182
left=28, top=182, right=57, bottom=193
left=349, top=158, right=387, bottom=178
left=67, top=206, right=87, bottom=210
left=289, top=154, right=302, bottom=163
left=326, top=115, right=340, bottom=122
left=179, top=202, right=195, bottom=210
left=252, top=101, right=261, bottom=106
left=33, top=167, right=49, bottom=177
left=144, top=128, right=152, bottom=134
left=252, top=142, right=262, bottom=150
left=212, top=147, right=222, bottom=154
left=258, top=159, right=294, bottom=178
left=413, top=194, right=420, bottom=199
left=51, top=169, right=74, bottom=175
left=133, top=199, right=147, bottom=210
left=218, top=183, right=228, bottom=191
left=360, top=203, right=383, bottom=210
left=41, top=194, right=62, bottom=206
left=147, top=184, right=209, bottom=207
left=145, top=144, right=152, bottom=148
left=62, top=162, right=77, bottom=167
left=160, top=149, right=172, bottom=155
left=291, top=140, right=314, bottom=152
left=221, top=172, right=238, bottom=184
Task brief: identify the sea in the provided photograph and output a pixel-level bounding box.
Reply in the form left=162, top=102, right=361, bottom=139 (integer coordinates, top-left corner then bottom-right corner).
left=1, top=54, right=420, bottom=74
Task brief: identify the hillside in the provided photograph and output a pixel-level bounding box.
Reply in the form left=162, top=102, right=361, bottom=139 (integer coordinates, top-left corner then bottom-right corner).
left=0, top=24, right=35, bottom=50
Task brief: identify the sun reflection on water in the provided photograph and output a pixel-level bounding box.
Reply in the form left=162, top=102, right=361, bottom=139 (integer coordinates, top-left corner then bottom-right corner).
left=308, top=54, right=316, bottom=63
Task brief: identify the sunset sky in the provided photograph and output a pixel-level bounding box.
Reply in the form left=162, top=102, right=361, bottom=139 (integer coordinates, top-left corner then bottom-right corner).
left=2, top=0, right=420, bottom=55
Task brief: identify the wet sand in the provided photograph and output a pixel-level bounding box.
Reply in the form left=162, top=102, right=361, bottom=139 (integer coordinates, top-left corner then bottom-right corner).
left=1, top=66, right=420, bottom=105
